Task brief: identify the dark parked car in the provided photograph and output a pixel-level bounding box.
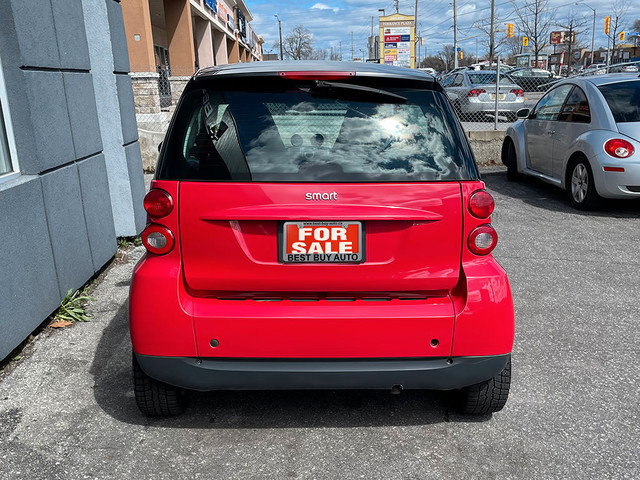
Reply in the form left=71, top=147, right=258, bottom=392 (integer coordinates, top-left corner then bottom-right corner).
left=506, top=67, right=560, bottom=92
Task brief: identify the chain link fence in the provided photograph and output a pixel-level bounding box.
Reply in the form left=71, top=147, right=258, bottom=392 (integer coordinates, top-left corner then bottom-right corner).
left=439, top=60, right=640, bottom=133
left=439, top=68, right=549, bottom=132
left=131, top=66, right=193, bottom=171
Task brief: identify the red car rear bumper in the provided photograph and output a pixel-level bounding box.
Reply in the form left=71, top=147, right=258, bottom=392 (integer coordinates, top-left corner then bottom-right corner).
left=130, top=252, right=514, bottom=389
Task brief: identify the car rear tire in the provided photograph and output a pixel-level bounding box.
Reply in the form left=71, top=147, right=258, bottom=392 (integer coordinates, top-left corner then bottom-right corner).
left=567, top=157, right=600, bottom=210
left=458, top=357, right=511, bottom=415
left=133, top=353, right=187, bottom=417
left=503, top=139, right=520, bottom=181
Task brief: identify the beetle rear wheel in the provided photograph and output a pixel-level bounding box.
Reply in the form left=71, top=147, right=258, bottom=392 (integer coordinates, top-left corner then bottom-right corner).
left=567, top=157, right=600, bottom=210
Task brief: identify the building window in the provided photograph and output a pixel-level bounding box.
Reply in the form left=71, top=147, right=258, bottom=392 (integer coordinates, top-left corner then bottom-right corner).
left=0, top=56, right=17, bottom=178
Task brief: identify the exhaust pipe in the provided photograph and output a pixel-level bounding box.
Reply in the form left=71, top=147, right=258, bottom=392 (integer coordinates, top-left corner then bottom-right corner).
left=390, top=384, right=403, bottom=395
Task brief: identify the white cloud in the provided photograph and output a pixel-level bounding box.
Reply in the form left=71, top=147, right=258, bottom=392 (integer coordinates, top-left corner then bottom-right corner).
left=311, top=3, right=340, bottom=13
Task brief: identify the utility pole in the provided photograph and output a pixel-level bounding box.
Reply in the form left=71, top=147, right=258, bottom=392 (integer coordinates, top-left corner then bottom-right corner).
left=395, top=0, right=399, bottom=14
left=339, top=41, right=342, bottom=61
left=274, top=14, right=283, bottom=61
left=414, top=0, right=419, bottom=68
left=489, top=0, right=495, bottom=65
left=453, top=0, right=458, bottom=68
left=351, top=32, right=354, bottom=61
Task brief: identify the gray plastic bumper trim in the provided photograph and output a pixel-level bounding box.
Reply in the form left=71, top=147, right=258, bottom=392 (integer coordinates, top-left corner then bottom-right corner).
left=135, top=354, right=510, bottom=391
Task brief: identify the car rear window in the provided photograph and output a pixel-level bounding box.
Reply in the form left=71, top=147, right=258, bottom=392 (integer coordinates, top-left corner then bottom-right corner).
left=597, top=81, right=640, bottom=122
left=157, top=77, right=477, bottom=182
left=468, top=73, right=514, bottom=85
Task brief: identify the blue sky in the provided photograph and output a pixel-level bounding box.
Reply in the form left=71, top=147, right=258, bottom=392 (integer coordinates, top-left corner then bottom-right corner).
left=246, top=0, right=640, bottom=59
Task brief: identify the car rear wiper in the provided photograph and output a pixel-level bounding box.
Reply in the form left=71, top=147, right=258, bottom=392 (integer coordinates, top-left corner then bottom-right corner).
left=308, top=81, right=407, bottom=104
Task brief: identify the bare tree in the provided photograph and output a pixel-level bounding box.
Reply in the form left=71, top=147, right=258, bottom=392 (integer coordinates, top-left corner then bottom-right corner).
left=512, top=0, right=556, bottom=66
left=273, top=25, right=314, bottom=60
left=473, top=15, right=510, bottom=64
left=504, top=34, right=524, bottom=63
left=309, top=48, right=328, bottom=60
left=609, top=0, right=630, bottom=57
left=556, top=12, right=589, bottom=72
left=420, top=55, right=446, bottom=71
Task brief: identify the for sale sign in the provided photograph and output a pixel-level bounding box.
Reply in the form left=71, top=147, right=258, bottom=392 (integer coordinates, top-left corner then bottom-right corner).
left=281, top=221, right=364, bottom=263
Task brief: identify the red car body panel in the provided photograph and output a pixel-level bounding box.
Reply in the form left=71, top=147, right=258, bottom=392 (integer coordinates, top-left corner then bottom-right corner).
left=129, top=179, right=514, bottom=360
left=193, top=297, right=454, bottom=358
left=178, top=182, right=463, bottom=294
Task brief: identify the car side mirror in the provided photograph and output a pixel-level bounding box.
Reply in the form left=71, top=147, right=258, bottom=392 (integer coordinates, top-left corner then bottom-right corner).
left=516, top=108, right=530, bottom=119
left=157, top=141, right=163, bottom=153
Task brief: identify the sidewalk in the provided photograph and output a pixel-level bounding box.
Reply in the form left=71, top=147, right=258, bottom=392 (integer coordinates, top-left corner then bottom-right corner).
left=0, top=246, right=149, bottom=479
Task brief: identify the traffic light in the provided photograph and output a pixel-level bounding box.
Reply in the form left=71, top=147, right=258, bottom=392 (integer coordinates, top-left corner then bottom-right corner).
left=507, top=24, right=514, bottom=38
left=619, top=31, right=625, bottom=41
left=523, top=37, right=529, bottom=47
left=459, top=51, right=463, bottom=60
left=604, top=16, right=611, bottom=35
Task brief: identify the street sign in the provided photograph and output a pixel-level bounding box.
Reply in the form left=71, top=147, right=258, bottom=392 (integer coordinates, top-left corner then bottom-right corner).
left=550, top=31, right=563, bottom=44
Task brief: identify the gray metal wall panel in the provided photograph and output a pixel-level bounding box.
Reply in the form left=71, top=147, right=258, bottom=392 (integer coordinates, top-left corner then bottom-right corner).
left=7, top=0, right=60, bottom=68
left=63, top=72, right=103, bottom=159
left=124, top=142, right=147, bottom=232
left=77, top=154, right=117, bottom=270
left=105, top=0, right=130, bottom=73
left=23, top=70, right=75, bottom=173
left=40, top=165, right=95, bottom=299
left=51, top=0, right=91, bottom=70
left=0, top=177, right=60, bottom=360
left=115, top=74, right=139, bottom=145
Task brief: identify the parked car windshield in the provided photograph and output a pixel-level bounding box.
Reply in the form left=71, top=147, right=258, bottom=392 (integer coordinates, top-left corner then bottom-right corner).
left=158, top=79, right=477, bottom=182
left=598, top=80, right=640, bottom=122
left=468, top=73, right=515, bottom=85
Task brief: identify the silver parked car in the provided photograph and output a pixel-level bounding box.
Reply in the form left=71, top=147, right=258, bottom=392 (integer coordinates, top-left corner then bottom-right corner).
left=502, top=74, right=640, bottom=209
left=442, top=70, right=525, bottom=121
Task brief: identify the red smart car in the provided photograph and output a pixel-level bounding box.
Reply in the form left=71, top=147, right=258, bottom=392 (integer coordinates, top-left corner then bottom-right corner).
left=130, top=62, right=514, bottom=416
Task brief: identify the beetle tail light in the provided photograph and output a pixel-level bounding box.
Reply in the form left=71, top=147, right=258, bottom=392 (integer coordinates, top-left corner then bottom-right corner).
left=468, top=190, right=495, bottom=218
left=141, top=224, right=175, bottom=255
left=468, top=224, right=498, bottom=256
left=144, top=189, right=174, bottom=218
left=604, top=139, right=635, bottom=159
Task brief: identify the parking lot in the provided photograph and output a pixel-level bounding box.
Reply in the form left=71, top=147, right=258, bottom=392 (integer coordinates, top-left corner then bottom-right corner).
left=1, top=168, right=639, bottom=479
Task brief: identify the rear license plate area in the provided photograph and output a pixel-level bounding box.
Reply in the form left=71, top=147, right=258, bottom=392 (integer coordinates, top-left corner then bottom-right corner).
left=279, top=221, right=365, bottom=263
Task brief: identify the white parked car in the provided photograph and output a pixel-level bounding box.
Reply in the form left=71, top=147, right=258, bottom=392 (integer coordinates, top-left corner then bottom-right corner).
left=502, top=74, right=640, bottom=209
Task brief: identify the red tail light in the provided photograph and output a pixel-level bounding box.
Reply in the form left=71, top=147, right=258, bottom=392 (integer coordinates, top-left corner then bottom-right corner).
left=467, top=88, right=486, bottom=97
left=279, top=71, right=356, bottom=80
left=141, top=224, right=175, bottom=255
left=468, top=224, right=498, bottom=256
left=604, top=139, right=635, bottom=158
left=510, top=88, right=524, bottom=97
left=468, top=190, right=495, bottom=219
left=144, top=189, right=173, bottom=218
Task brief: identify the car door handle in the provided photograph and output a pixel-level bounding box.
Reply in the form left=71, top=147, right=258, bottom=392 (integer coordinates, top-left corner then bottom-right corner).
left=547, top=130, right=555, bottom=135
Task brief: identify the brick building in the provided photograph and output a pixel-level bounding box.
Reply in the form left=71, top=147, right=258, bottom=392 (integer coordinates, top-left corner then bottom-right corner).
left=122, top=0, right=264, bottom=115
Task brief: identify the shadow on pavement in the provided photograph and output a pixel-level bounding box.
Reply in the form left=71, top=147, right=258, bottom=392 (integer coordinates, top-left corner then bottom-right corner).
left=482, top=168, right=640, bottom=218
left=90, top=304, right=489, bottom=428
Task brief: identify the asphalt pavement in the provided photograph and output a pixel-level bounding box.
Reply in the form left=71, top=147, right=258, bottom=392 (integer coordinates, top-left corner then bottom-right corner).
left=0, top=168, right=639, bottom=479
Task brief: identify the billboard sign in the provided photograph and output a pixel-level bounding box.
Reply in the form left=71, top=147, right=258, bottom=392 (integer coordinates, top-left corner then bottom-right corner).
left=550, top=31, right=563, bottom=44
left=379, top=15, right=415, bottom=68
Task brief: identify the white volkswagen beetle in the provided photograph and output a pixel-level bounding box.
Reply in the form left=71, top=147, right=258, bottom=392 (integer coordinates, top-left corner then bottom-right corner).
left=502, top=74, right=640, bottom=209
